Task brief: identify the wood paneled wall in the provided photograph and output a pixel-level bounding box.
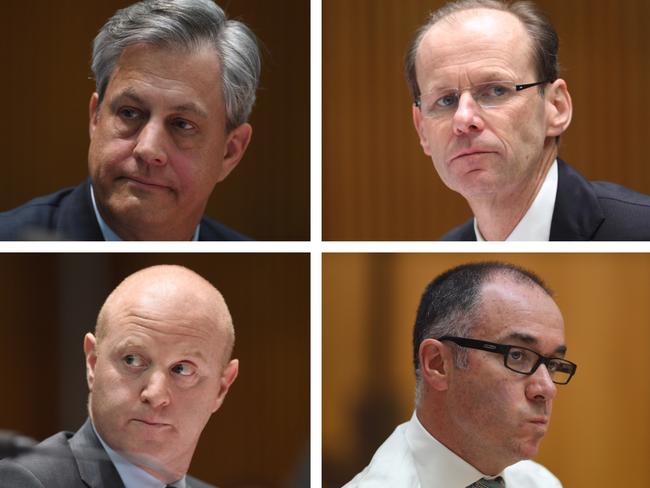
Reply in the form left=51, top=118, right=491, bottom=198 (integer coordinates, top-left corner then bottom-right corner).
left=1, top=1, right=310, bottom=240
left=323, top=0, right=650, bottom=240
left=0, top=253, right=310, bottom=488
left=323, top=253, right=650, bottom=487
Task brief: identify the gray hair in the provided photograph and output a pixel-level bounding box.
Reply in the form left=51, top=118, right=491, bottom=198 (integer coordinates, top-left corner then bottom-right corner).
left=405, top=0, right=560, bottom=103
left=91, top=0, right=261, bottom=132
left=412, top=262, right=553, bottom=404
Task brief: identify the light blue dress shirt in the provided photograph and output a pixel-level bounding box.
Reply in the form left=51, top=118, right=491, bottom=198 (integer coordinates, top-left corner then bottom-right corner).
left=91, top=421, right=187, bottom=488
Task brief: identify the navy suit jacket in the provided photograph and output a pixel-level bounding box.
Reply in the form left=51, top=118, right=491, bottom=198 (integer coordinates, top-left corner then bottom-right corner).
left=0, top=179, right=249, bottom=241
left=0, top=419, right=215, bottom=488
left=441, top=159, right=650, bottom=241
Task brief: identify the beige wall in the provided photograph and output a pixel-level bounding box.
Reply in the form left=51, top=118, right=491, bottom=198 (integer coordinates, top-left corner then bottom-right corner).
left=1, top=1, right=310, bottom=240
left=323, top=0, right=650, bottom=239
left=323, top=253, right=650, bottom=486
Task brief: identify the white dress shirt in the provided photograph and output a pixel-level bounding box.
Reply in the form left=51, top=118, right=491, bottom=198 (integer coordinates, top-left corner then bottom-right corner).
left=344, top=412, right=562, bottom=488
left=92, top=421, right=187, bottom=488
left=475, top=160, right=558, bottom=241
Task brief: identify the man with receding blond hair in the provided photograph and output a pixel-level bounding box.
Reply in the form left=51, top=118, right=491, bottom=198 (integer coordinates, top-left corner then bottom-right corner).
left=0, top=265, right=237, bottom=487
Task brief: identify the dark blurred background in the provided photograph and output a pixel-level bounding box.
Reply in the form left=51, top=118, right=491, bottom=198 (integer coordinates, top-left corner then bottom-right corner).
left=0, top=0, right=310, bottom=240
left=323, top=0, right=650, bottom=240
left=0, top=253, right=310, bottom=488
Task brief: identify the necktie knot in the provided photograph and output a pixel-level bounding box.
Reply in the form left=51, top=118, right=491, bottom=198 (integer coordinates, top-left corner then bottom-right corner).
left=469, top=476, right=505, bottom=488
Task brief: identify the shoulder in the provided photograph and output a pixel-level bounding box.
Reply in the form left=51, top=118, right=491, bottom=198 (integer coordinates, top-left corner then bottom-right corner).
left=0, top=183, right=90, bottom=240
left=0, top=431, right=75, bottom=487
left=504, top=460, right=562, bottom=487
left=591, top=180, right=650, bottom=209
left=199, top=216, right=252, bottom=241
left=343, top=423, right=418, bottom=488
left=440, top=218, right=475, bottom=241
left=590, top=181, right=650, bottom=239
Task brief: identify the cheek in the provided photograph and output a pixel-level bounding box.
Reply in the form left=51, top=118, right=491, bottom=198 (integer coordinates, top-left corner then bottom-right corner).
left=89, top=125, right=135, bottom=174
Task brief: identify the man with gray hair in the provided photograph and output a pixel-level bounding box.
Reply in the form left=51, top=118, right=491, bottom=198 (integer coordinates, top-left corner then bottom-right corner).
left=0, top=0, right=260, bottom=240
left=0, top=265, right=238, bottom=487
left=408, top=0, right=650, bottom=240
left=345, top=262, right=577, bottom=487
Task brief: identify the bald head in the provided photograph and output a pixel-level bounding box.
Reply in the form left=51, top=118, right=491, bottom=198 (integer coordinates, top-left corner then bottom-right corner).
left=84, top=264, right=239, bottom=481
left=96, top=265, right=234, bottom=363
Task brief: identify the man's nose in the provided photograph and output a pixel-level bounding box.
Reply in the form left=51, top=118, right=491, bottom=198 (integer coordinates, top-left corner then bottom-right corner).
left=526, top=364, right=558, bottom=402
left=133, top=121, right=168, bottom=166
left=140, top=369, right=171, bottom=408
left=451, top=91, right=485, bottom=136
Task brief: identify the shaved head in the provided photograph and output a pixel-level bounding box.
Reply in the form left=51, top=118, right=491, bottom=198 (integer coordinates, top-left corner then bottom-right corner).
left=95, top=264, right=234, bottom=363
left=84, top=264, right=239, bottom=481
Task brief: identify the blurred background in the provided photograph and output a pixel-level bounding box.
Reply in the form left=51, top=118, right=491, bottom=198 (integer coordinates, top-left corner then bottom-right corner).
left=323, top=253, right=650, bottom=486
left=0, top=253, right=309, bottom=488
left=0, top=0, right=310, bottom=240
left=323, top=0, right=650, bottom=240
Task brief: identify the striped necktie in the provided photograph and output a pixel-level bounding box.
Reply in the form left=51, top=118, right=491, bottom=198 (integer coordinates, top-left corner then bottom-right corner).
left=468, top=476, right=505, bottom=487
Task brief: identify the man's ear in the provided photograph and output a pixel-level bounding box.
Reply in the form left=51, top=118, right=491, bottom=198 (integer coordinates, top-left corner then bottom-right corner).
left=419, top=338, right=452, bottom=391
left=83, top=333, right=98, bottom=391
left=89, top=93, right=100, bottom=140
left=545, top=79, right=572, bottom=138
left=211, top=358, right=239, bottom=413
left=217, top=123, right=253, bottom=183
left=412, top=104, right=432, bottom=156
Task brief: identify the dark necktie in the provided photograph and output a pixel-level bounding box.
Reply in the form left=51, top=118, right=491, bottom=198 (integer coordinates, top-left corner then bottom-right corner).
left=468, top=476, right=505, bottom=488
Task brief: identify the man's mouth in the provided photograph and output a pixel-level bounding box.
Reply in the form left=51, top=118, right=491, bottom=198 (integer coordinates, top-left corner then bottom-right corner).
left=121, top=175, right=171, bottom=191
left=450, top=149, right=495, bottom=162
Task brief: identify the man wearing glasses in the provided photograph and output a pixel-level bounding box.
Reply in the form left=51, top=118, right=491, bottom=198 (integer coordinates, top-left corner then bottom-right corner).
left=345, top=262, right=576, bottom=487
left=407, top=0, right=650, bottom=240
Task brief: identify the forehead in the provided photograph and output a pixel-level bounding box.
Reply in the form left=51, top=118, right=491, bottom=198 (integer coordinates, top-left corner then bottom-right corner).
left=105, top=42, right=223, bottom=114
left=416, top=8, right=535, bottom=90
left=475, top=277, right=565, bottom=348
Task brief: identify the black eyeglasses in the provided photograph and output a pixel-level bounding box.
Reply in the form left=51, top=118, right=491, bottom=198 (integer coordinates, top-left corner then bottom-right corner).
left=438, top=336, right=577, bottom=385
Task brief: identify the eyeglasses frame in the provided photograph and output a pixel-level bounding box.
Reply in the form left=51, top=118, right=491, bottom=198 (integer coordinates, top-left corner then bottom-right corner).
left=437, top=335, right=577, bottom=385
left=414, top=79, right=550, bottom=110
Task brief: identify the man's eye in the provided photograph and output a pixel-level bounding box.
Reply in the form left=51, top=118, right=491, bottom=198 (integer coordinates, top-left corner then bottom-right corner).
left=508, top=349, right=527, bottom=362
left=171, top=362, right=196, bottom=376
left=118, top=107, right=142, bottom=121
left=435, top=94, right=458, bottom=108
left=482, top=83, right=509, bottom=98
left=172, top=119, right=196, bottom=131
left=124, top=354, right=145, bottom=367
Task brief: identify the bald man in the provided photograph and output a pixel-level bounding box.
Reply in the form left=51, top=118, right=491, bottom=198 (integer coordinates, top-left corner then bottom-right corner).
left=0, top=265, right=237, bottom=488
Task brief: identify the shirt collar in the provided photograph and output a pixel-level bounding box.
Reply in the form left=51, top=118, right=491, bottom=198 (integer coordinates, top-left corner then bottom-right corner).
left=90, top=185, right=201, bottom=241
left=406, top=412, right=505, bottom=488
left=474, top=159, right=558, bottom=241
left=91, top=421, right=187, bottom=488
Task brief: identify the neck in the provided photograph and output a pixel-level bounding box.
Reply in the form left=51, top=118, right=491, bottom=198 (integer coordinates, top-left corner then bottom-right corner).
left=468, top=146, right=557, bottom=241
left=416, top=402, right=510, bottom=476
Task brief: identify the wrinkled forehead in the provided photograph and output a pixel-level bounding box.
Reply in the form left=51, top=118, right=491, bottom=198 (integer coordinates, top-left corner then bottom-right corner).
left=416, top=8, right=535, bottom=89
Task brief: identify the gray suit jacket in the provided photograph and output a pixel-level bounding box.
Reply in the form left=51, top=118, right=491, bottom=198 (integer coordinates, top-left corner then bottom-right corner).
left=0, top=419, right=215, bottom=488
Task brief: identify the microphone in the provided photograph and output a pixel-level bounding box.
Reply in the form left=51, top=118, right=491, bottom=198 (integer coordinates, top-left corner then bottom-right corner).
left=0, top=431, right=38, bottom=459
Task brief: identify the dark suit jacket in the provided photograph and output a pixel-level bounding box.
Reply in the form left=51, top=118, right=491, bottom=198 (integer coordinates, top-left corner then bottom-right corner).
left=441, top=159, right=650, bottom=241
left=0, top=179, right=249, bottom=241
left=0, top=419, right=215, bottom=488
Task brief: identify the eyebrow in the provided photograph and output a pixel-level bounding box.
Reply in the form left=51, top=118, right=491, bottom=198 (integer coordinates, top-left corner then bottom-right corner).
left=109, top=88, right=209, bottom=119
left=500, top=331, right=567, bottom=356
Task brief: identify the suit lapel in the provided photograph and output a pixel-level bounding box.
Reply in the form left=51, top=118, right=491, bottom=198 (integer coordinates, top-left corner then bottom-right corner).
left=57, top=179, right=105, bottom=240
left=550, top=159, right=605, bottom=240
left=69, top=419, right=125, bottom=488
